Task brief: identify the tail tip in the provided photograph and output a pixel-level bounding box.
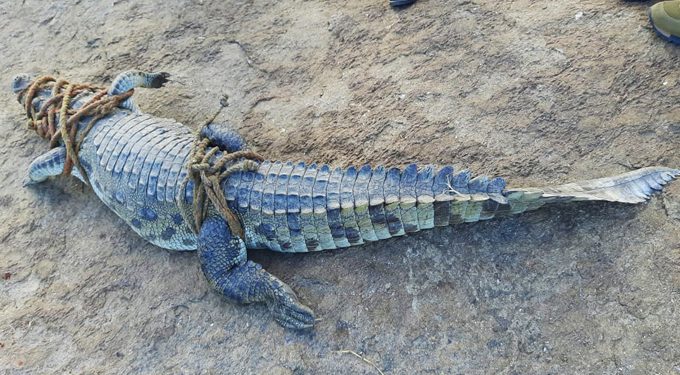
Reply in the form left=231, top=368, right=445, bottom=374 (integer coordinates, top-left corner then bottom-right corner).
left=632, top=167, right=679, bottom=202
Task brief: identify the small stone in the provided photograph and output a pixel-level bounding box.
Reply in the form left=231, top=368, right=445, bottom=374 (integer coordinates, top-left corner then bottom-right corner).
left=219, top=95, right=229, bottom=107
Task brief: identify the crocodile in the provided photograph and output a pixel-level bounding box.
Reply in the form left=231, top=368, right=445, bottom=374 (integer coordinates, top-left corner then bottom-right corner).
left=12, top=71, right=680, bottom=330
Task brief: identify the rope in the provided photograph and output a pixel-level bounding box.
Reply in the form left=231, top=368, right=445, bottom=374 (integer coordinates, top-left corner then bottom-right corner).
left=182, top=136, right=264, bottom=237
left=19, top=76, right=132, bottom=184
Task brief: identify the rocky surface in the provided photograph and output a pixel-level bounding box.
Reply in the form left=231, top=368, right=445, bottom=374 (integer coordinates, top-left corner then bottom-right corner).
left=1, top=0, right=679, bottom=373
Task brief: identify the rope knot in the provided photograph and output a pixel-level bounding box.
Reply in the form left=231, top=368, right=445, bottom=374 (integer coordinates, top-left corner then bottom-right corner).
left=180, top=132, right=264, bottom=239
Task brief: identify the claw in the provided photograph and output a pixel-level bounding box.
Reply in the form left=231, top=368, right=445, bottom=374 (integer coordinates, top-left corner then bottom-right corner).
left=22, top=177, right=38, bottom=187
left=269, top=283, right=316, bottom=329
left=272, top=302, right=316, bottom=330
left=149, top=72, right=170, bottom=89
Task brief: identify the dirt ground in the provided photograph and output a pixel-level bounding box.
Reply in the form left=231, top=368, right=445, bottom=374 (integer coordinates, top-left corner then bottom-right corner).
left=1, top=0, right=679, bottom=373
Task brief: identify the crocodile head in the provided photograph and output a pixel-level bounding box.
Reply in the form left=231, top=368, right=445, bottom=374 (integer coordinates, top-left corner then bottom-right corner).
left=11, top=73, right=73, bottom=142
left=11, top=72, right=49, bottom=116
left=12, top=73, right=35, bottom=95
left=11, top=73, right=101, bottom=132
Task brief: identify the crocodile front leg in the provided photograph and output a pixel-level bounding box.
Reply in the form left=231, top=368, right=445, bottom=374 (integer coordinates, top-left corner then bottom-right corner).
left=24, top=147, right=66, bottom=186
left=23, top=146, right=86, bottom=186
left=108, top=70, right=170, bottom=111
left=198, top=214, right=315, bottom=329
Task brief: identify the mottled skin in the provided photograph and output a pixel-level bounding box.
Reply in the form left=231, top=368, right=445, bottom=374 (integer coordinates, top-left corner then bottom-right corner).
left=13, top=71, right=680, bottom=330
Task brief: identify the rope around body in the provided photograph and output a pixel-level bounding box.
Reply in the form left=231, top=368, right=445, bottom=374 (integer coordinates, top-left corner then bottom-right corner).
left=180, top=138, right=263, bottom=237
left=20, top=75, right=262, bottom=239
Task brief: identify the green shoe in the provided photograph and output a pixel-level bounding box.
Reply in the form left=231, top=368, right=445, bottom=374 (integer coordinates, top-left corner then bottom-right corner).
left=649, top=0, right=680, bottom=44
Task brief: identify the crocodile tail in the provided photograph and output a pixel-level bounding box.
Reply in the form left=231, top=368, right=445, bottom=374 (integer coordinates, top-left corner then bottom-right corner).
left=503, top=167, right=680, bottom=214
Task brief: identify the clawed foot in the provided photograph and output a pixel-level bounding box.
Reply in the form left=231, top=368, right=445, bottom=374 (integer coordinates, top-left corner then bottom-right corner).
left=148, top=72, right=171, bottom=89
left=268, top=281, right=316, bottom=330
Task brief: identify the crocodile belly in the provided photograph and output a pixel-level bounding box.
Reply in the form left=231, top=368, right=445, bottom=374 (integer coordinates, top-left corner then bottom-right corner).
left=83, top=113, right=197, bottom=251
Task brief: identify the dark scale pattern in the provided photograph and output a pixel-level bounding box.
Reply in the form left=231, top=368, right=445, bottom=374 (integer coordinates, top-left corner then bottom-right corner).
left=354, top=164, right=378, bottom=241
left=225, top=162, right=509, bottom=253
left=248, top=161, right=271, bottom=249
left=20, top=77, right=679, bottom=331
left=399, top=164, right=419, bottom=233
left=449, top=170, right=472, bottom=224
left=312, top=164, right=335, bottom=250
left=432, top=166, right=454, bottom=226
left=383, top=167, right=405, bottom=236
left=272, top=162, right=293, bottom=250
left=236, top=165, right=257, bottom=247
left=327, top=167, right=349, bottom=247
left=300, top=164, right=320, bottom=251
left=262, top=162, right=284, bottom=251
left=286, top=162, right=307, bottom=252
left=340, top=166, right=363, bottom=245
left=368, top=166, right=390, bottom=240
left=415, top=165, right=435, bottom=229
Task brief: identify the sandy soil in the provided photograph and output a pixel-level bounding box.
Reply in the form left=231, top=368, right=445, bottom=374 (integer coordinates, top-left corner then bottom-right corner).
left=1, top=0, right=679, bottom=373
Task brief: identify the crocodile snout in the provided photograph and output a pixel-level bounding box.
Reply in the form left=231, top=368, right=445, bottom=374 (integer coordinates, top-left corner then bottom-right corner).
left=11, top=73, right=34, bottom=95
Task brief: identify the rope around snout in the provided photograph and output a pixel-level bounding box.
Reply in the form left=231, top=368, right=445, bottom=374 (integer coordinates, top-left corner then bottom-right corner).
left=20, top=75, right=263, bottom=239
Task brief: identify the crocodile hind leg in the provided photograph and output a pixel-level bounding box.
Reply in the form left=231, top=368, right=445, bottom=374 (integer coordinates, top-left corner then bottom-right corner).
left=198, top=214, right=315, bottom=329
left=23, top=146, right=87, bottom=186
left=199, top=122, right=247, bottom=152
left=108, top=71, right=170, bottom=111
